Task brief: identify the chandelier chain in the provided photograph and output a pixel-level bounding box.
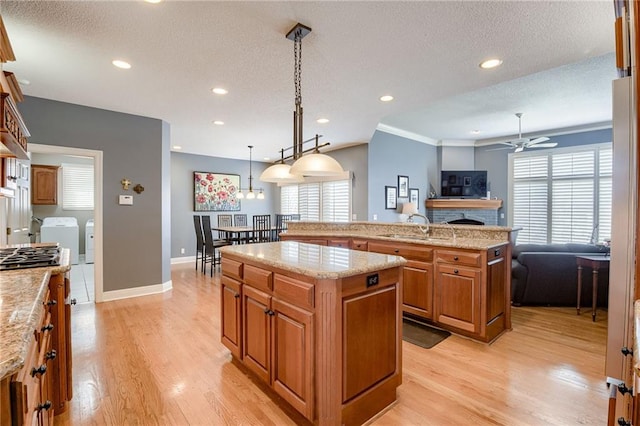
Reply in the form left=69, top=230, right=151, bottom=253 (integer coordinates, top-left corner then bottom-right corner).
left=294, top=31, right=302, bottom=106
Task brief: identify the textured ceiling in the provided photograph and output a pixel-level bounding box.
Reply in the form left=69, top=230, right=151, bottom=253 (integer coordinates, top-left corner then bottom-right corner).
left=1, top=1, right=616, bottom=161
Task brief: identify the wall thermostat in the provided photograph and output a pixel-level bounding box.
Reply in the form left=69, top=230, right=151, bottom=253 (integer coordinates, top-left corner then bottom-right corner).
left=119, top=195, right=133, bottom=205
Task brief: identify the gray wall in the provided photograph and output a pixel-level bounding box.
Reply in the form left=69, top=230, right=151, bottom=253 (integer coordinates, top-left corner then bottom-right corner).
left=326, top=144, right=368, bottom=221
left=368, top=130, right=437, bottom=223
left=441, top=145, right=474, bottom=170
left=30, top=153, right=94, bottom=254
left=171, top=151, right=278, bottom=258
left=20, top=96, right=170, bottom=292
left=475, top=128, right=613, bottom=225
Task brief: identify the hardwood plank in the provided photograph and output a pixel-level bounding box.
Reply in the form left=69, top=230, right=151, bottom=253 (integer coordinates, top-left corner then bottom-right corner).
left=55, top=263, right=607, bottom=425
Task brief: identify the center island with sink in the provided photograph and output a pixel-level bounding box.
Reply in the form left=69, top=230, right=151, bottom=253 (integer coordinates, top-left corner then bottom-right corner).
left=280, top=220, right=515, bottom=344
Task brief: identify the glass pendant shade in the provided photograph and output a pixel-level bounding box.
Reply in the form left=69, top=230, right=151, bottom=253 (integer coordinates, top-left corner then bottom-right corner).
left=290, top=153, right=344, bottom=177
left=257, top=189, right=265, bottom=200
left=246, top=191, right=256, bottom=200
left=260, top=163, right=304, bottom=183
left=236, top=190, right=244, bottom=199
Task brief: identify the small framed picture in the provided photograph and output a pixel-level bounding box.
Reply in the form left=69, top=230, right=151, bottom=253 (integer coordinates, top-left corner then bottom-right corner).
left=385, top=186, right=397, bottom=209
left=398, top=175, right=409, bottom=198
left=409, top=188, right=419, bottom=206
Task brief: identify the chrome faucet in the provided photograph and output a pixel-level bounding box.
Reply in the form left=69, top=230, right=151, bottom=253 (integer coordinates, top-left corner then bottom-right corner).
left=442, top=221, right=457, bottom=241
left=409, top=213, right=430, bottom=235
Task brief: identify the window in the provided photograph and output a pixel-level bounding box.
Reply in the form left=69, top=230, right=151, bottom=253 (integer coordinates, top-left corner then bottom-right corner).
left=280, top=174, right=351, bottom=222
left=62, top=163, right=94, bottom=210
left=509, top=143, right=612, bottom=244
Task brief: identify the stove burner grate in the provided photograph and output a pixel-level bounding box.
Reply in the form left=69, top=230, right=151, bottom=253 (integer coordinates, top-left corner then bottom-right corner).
left=0, top=246, right=62, bottom=270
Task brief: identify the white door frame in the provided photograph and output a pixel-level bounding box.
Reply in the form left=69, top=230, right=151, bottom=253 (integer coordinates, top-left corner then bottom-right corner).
left=29, top=143, right=104, bottom=303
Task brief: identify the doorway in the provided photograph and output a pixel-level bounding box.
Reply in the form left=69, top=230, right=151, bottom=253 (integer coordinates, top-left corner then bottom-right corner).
left=29, top=143, right=104, bottom=303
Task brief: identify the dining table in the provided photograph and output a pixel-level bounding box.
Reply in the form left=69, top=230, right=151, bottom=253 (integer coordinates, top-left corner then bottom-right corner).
left=212, top=225, right=278, bottom=243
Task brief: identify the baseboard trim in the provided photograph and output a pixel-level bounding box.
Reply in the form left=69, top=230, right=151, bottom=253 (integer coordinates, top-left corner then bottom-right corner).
left=102, top=280, right=173, bottom=302
left=172, top=255, right=196, bottom=265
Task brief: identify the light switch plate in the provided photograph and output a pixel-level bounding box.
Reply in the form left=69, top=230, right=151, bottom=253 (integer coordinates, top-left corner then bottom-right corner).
left=119, top=195, right=133, bottom=205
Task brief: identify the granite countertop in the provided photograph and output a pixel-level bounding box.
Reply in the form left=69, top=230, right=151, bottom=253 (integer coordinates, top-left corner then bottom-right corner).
left=0, top=248, right=71, bottom=380
left=220, top=241, right=406, bottom=279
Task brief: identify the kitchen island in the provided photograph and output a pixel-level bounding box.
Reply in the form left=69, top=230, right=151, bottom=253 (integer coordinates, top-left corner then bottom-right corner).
left=281, top=221, right=514, bottom=343
left=219, top=241, right=406, bottom=426
left=0, top=246, right=73, bottom=425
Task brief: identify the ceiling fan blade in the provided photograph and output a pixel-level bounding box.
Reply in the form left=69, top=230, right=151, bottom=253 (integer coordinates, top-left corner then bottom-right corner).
left=486, top=146, right=515, bottom=151
left=529, top=142, right=558, bottom=148
left=526, top=137, right=550, bottom=146
left=500, top=142, right=515, bottom=147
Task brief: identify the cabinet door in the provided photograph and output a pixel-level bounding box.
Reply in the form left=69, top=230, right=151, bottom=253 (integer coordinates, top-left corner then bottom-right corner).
left=327, top=238, right=350, bottom=248
left=271, top=298, right=314, bottom=420
left=434, top=264, right=481, bottom=333
left=7, top=159, right=30, bottom=245
left=402, top=260, right=433, bottom=320
left=242, top=285, right=271, bottom=383
left=221, top=275, right=242, bottom=358
left=31, top=165, right=58, bottom=205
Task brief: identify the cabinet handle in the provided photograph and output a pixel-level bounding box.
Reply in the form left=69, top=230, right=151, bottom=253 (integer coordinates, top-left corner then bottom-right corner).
left=31, top=364, right=47, bottom=377
left=394, top=249, right=400, bottom=253
left=234, top=293, right=240, bottom=299
left=453, top=269, right=459, bottom=274
left=453, top=256, right=459, bottom=261
left=70, top=298, right=77, bottom=306
left=41, top=323, right=54, bottom=332
left=264, top=308, right=270, bottom=315
left=47, top=299, right=57, bottom=306
left=618, top=418, right=631, bottom=426
left=494, top=249, right=501, bottom=256
left=268, top=310, right=275, bottom=316
left=45, top=349, right=57, bottom=360
left=617, top=383, right=633, bottom=395
left=37, top=401, right=52, bottom=412
left=621, top=347, right=633, bottom=356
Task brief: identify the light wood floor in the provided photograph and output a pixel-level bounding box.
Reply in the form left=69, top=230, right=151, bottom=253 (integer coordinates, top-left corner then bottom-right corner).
left=56, top=262, right=608, bottom=425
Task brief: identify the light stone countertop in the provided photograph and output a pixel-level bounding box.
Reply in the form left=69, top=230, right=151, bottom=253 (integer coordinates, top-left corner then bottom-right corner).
left=0, top=248, right=71, bottom=380
left=220, top=241, right=407, bottom=279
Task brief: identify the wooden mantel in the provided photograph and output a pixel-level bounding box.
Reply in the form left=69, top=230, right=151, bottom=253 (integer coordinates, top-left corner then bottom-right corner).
left=425, top=198, right=503, bottom=210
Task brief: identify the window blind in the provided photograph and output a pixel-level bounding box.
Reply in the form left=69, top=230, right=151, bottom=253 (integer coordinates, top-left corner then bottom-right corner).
left=298, top=183, right=320, bottom=221
left=280, top=176, right=350, bottom=222
left=62, top=163, right=94, bottom=210
left=322, top=180, right=350, bottom=222
left=280, top=185, right=299, bottom=215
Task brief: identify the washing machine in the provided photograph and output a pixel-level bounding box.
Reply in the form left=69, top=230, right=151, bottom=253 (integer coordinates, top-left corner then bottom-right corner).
left=85, top=219, right=94, bottom=264
left=40, top=217, right=79, bottom=264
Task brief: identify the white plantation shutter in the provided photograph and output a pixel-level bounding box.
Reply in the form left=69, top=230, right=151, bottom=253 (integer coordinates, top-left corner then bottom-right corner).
left=280, top=175, right=350, bottom=222
left=280, top=185, right=298, bottom=215
left=62, top=163, right=94, bottom=210
left=299, top=183, right=321, bottom=221
left=322, top=180, right=350, bottom=222
left=510, top=143, right=612, bottom=244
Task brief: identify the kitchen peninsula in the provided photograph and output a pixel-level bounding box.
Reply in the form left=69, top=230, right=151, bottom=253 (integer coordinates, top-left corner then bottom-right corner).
left=281, top=221, right=514, bottom=343
left=219, top=241, right=406, bottom=426
left=0, top=246, right=73, bottom=425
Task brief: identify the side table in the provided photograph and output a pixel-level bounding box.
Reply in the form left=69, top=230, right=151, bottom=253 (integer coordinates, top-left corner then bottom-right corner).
left=576, top=255, right=610, bottom=321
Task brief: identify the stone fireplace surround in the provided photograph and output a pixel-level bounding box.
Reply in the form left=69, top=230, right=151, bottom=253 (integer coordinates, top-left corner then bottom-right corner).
left=425, top=198, right=502, bottom=226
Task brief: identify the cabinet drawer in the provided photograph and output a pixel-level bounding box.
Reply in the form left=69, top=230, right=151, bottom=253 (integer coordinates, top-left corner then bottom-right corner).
left=273, top=274, right=314, bottom=310
left=222, top=257, right=243, bottom=280
left=435, top=250, right=481, bottom=267
left=351, top=240, right=368, bottom=251
left=368, top=241, right=433, bottom=262
left=327, top=239, right=350, bottom=248
left=244, top=264, right=273, bottom=292
left=487, top=245, right=506, bottom=261
left=341, top=267, right=401, bottom=296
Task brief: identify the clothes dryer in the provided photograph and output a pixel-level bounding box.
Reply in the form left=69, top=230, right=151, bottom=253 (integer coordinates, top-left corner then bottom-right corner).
left=85, top=219, right=94, bottom=264
left=40, top=217, right=79, bottom=264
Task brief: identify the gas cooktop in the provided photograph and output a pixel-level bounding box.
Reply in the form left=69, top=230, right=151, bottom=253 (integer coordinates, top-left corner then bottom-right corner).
left=0, top=246, right=62, bottom=271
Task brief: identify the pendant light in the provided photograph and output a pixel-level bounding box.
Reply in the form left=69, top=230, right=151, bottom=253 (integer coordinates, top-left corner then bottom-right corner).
left=237, top=145, right=264, bottom=200
left=259, top=22, right=344, bottom=183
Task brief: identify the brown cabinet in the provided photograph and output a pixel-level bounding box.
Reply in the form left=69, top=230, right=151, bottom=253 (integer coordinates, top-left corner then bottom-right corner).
left=434, top=263, right=481, bottom=333
left=220, top=276, right=242, bottom=359
left=31, top=165, right=58, bottom=205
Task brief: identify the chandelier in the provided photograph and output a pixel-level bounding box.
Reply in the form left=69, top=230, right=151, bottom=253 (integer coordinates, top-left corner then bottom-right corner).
left=237, top=145, right=264, bottom=200
left=260, top=23, right=344, bottom=183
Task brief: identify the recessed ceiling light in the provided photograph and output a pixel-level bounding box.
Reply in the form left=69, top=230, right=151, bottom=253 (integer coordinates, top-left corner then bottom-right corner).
left=471, top=130, right=481, bottom=135
left=380, top=95, right=394, bottom=102
left=479, top=58, right=503, bottom=69
left=112, top=60, right=131, bottom=69
left=317, top=118, right=329, bottom=124
left=213, top=120, right=224, bottom=125
left=17, top=79, right=30, bottom=86
left=144, top=0, right=162, bottom=3
left=263, top=157, right=270, bottom=161
left=212, top=87, right=228, bottom=95
left=173, top=145, right=182, bottom=150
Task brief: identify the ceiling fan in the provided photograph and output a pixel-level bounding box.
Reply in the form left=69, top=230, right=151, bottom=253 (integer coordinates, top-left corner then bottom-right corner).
left=491, top=113, right=558, bottom=153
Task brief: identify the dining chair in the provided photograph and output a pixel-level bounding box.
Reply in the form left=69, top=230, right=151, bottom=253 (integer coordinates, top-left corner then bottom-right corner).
left=217, top=214, right=236, bottom=244
left=252, top=214, right=272, bottom=243
left=202, top=215, right=231, bottom=276
left=193, top=215, right=205, bottom=271
left=275, top=214, right=293, bottom=241
left=233, top=214, right=248, bottom=243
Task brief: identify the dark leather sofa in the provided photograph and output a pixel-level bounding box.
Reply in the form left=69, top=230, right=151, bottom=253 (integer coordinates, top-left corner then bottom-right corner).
left=511, top=243, right=610, bottom=307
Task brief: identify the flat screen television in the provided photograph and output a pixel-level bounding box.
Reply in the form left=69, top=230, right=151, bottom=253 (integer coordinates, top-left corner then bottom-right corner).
left=440, top=170, right=487, bottom=198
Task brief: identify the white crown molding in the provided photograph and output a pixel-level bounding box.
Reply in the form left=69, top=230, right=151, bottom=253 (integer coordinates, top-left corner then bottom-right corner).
left=376, top=123, right=439, bottom=146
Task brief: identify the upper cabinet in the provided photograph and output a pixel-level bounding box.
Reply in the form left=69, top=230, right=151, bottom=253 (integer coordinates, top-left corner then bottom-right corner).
left=0, top=14, right=29, bottom=160
left=31, top=164, right=58, bottom=205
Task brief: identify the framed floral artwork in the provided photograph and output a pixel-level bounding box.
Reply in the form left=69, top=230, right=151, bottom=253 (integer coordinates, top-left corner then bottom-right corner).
left=194, top=172, right=241, bottom=211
